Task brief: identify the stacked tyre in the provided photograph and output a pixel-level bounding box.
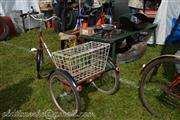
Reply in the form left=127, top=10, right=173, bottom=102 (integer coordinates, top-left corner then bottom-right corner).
left=0, top=16, right=9, bottom=41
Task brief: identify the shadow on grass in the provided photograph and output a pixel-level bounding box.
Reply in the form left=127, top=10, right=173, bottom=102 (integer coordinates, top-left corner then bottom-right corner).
left=80, top=84, right=97, bottom=114
left=160, top=43, right=179, bottom=80
left=0, top=78, right=34, bottom=118
left=161, top=42, right=179, bottom=55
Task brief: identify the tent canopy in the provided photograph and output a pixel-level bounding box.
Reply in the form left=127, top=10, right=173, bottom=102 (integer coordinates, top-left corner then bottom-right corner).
left=151, top=0, right=180, bottom=45
left=0, top=0, right=40, bottom=16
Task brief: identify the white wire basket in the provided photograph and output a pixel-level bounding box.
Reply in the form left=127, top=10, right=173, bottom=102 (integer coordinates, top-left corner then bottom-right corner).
left=52, top=41, right=110, bottom=81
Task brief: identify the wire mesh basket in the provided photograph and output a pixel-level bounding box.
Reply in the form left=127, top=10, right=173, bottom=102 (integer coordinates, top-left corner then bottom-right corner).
left=52, top=41, right=110, bottom=81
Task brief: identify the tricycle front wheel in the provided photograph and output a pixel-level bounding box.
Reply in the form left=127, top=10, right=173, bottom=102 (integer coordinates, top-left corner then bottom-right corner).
left=49, top=69, right=81, bottom=116
left=92, top=58, right=120, bottom=95
left=36, top=49, right=53, bottom=79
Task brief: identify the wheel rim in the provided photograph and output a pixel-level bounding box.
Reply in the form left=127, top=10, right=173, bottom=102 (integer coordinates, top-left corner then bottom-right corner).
left=140, top=59, right=180, bottom=119
left=50, top=74, right=79, bottom=116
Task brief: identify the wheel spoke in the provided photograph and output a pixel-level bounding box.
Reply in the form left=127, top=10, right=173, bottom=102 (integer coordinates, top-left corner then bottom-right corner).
left=92, top=58, right=119, bottom=95
left=49, top=70, right=80, bottom=116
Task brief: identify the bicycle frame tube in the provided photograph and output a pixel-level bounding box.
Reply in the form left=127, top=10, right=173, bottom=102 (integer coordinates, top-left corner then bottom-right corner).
left=39, top=31, right=59, bottom=68
left=165, top=76, right=180, bottom=98
left=168, top=76, right=180, bottom=89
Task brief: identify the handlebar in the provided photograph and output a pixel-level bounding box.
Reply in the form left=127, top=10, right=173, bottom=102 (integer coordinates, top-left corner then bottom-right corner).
left=20, top=11, right=39, bottom=18
left=20, top=11, right=60, bottom=22
left=30, top=15, right=59, bottom=22
left=20, top=6, right=39, bottom=18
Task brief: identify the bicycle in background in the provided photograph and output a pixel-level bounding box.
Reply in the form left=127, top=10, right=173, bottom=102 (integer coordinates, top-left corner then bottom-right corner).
left=139, top=54, right=180, bottom=119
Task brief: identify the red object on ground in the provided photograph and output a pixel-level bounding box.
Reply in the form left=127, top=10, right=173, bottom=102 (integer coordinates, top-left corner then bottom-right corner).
left=2, top=16, right=16, bottom=36
left=52, top=20, right=54, bottom=28
left=139, top=10, right=157, bottom=15
left=0, top=21, right=3, bottom=34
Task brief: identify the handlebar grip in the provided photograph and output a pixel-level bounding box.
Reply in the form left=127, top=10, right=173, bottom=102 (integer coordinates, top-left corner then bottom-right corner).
left=32, top=12, right=39, bottom=15
left=20, top=13, right=28, bottom=18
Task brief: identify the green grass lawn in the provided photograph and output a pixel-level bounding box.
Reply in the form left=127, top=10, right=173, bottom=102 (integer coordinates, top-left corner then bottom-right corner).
left=0, top=29, right=179, bottom=120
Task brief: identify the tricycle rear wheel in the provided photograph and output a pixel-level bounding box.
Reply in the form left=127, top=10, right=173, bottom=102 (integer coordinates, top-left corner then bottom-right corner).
left=92, top=58, right=120, bottom=95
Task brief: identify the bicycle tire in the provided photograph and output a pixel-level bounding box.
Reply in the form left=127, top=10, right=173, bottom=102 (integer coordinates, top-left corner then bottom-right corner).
left=92, top=58, right=120, bottom=95
left=36, top=49, right=43, bottom=79
left=49, top=69, right=81, bottom=116
left=0, top=17, right=9, bottom=41
left=36, top=49, right=51, bottom=79
left=69, top=10, right=77, bottom=30
left=65, top=9, right=74, bottom=30
left=139, top=55, right=180, bottom=119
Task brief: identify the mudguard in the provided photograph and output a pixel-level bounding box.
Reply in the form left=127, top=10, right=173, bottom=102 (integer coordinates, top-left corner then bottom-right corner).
left=48, top=68, right=78, bottom=88
left=140, top=55, right=180, bottom=74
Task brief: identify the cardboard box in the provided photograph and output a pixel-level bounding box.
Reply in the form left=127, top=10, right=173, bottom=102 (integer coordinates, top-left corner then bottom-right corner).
left=80, top=27, right=94, bottom=36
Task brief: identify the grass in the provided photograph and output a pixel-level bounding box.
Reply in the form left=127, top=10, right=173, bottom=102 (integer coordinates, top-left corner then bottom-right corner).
left=0, top=29, right=179, bottom=120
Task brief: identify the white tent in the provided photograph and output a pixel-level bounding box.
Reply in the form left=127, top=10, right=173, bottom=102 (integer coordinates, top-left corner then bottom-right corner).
left=148, top=0, right=180, bottom=45
left=0, top=0, right=40, bottom=15
left=0, top=0, right=41, bottom=32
